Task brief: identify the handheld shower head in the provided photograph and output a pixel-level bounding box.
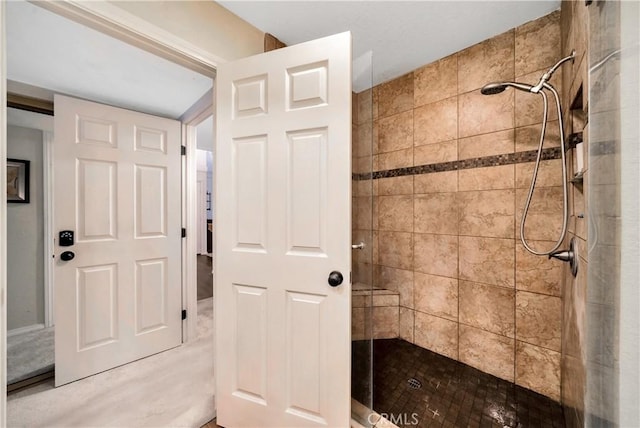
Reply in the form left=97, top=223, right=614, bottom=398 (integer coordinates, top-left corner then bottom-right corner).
left=480, top=81, right=535, bottom=95
left=480, top=83, right=507, bottom=95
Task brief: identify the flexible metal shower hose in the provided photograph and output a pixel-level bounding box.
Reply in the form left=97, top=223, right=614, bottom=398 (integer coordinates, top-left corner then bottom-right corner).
left=519, top=83, right=569, bottom=256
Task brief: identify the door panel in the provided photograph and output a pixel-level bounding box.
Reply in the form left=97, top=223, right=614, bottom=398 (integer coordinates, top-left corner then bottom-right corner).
left=216, top=32, right=352, bottom=427
left=54, top=95, right=182, bottom=386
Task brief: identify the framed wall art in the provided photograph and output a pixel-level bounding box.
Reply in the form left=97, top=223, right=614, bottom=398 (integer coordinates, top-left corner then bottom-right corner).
left=7, top=158, right=30, bottom=203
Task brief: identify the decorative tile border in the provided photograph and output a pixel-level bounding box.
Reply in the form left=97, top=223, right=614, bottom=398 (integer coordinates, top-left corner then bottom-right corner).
left=353, top=147, right=562, bottom=181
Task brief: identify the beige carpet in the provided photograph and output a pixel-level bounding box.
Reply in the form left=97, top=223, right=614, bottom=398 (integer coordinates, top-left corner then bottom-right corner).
left=7, top=326, right=54, bottom=384
left=8, top=298, right=215, bottom=427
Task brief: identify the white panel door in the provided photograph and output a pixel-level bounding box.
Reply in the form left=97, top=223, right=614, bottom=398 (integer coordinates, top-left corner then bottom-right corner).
left=54, top=95, right=182, bottom=386
left=216, top=32, right=352, bottom=427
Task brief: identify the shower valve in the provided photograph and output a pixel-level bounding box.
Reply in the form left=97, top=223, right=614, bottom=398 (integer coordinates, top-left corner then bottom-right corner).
left=548, top=238, right=578, bottom=277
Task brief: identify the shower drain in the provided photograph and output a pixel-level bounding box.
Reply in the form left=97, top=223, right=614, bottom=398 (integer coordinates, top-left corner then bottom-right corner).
left=407, top=377, right=422, bottom=390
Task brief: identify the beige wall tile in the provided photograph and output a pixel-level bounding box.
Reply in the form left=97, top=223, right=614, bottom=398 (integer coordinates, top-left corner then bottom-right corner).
left=356, top=120, right=375, bottom=158
left=414, top=193, right=458, bottom=235
left=415, top=312, right=458, bottom=359
left=459, top=281, right=515, bottom=337
left=357, top=88, right=373, bottom=125
left=355, top=178, right=375, bottom=198
left=516, top=186, right=564, bottom=241
left=378, top=195, right=413, bottom=232
left=414, top=97, right=458, bottom=146
left=458, top=129, right=515, bottom=160
left=372, top=306, right=399, bottom=339
left=414, top=233, right=458, bottom=278
left=459, top=325, right=514, bottom=382
left=414, top=54, right=457, bottom=107
left=399, top=307, right=415, bottom=343
left=459, top=236, right=515, bottom=288
left=352, top=307, right=370, bottom=341
left=378, top=176, right=413, bottom=196
left=459, top=165, right=515, bottom=191
left=458, top=30, right=515, bottom=93
left=562, top=354, right=586, bottom=424
left=376, top=265, right=414, bottom=308
left=515, top=159, right=564, bottom=189
left=514, top=120, right=560, bottom=152
left=514, top=67, right=562, bottom=128
left=516, top=341, right=561, bottom=401
left=459, top=90, right=514, bottom=138
left=458, top=189, right=515, bottom=239
left=377, top=72, right=414, bottom=118
left=371, top=293, right=400, bottom=308
left=377, top=148, right=413, bottom=170
left=378, top=110, right=413, bottom=154
left=414, top=171, right=458, bottom=194
left=515, top=10, right=561, bottom=76
left=355, top=155, right=377, bottom=175
left=414, top=140, right=458, bottom=165
left=515, top=241, right=562, bottom=296
left=414, top=273, right=458, bottom=321
left=516, top=291, right=561, bottom=351
left=354, top=196, right=372, bottom=230
left=378, top=231, right=413, bottom=270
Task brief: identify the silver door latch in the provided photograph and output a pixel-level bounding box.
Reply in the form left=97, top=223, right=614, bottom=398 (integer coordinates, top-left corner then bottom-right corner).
left=351, top=242, right=365, bottom=250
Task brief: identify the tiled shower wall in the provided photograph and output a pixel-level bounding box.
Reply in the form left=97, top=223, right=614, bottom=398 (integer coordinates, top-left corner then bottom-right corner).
left=352, top=11, right=569, bottom=401
left=559, top=1, right=590, bottom=426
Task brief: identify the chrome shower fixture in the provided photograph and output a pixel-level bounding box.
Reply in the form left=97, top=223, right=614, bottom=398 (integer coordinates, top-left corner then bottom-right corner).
left=480, top=81, right=533, bottom=95
left=480, top=51, right=576, bottom=263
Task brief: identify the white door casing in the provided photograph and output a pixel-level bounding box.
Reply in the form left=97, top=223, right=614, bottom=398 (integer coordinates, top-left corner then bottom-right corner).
left=53, top=95, right=182, bottom=386
left=215, top=32, right=352, bottom=427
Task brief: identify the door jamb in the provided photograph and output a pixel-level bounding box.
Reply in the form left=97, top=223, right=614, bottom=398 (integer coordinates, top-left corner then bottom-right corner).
left=1, top=2, right=219, bottom=425
left=1, top=1, right=8, bottom=423
left=181, top=99, right=214, bottom=342
left=42, top=131, right=54, bottom=328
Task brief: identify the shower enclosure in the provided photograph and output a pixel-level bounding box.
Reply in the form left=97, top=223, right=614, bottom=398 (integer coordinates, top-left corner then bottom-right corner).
left=350, top=50, right=375, bottom=426
left=350, top=9, right=583, bottom=428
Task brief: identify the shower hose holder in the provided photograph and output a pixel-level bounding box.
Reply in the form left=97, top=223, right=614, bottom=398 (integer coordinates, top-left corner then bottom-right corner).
left=548, top=237, right=578, bottom=277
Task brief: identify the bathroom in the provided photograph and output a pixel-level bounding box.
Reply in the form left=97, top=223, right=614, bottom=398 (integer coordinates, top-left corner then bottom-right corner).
left=349, top=1, right=632, bottom=427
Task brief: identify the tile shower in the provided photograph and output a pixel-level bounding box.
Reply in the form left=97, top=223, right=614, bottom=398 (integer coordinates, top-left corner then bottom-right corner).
left=352, top=3, right=592, bottom=426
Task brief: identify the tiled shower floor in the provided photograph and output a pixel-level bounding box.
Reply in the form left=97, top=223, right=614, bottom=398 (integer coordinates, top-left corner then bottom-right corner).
left=352, top=339, right=565, bottom=428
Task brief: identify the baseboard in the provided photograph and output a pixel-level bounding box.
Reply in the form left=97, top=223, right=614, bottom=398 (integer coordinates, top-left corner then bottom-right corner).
left=8, top=323, right=45, bottom=337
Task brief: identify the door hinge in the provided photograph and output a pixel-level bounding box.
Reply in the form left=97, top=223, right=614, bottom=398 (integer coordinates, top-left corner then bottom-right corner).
left=182, top=309, right=187, bottom=320
left=181, top=146, right=186, bottom=156
left=181, top=228, right=186, bottom=238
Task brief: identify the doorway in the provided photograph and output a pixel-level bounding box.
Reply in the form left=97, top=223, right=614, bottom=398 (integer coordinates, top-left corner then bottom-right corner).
left=6, top=108, right=51, bottom=388
left=5, top=0, right=215, bottom=424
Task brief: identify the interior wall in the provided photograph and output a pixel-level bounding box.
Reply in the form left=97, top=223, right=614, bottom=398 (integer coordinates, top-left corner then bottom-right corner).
left=353, top=10, right=567, bottom=401
left=6, top=124, right=44, bottom=331
left=559, top=1, right=590, bottom=426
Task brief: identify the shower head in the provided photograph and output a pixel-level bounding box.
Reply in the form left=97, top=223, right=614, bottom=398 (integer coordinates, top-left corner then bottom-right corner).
left=480, top=81, right=535, bottom=95
left=480, top=83, right=507, bottom=95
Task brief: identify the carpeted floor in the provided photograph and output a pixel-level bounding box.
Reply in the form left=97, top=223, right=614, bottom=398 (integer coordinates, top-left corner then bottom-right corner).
left=7, top=255, right=211, bottom=388
left=8, top=297, right=215, bottom=427
left=7, top=327, right=54, bottom=385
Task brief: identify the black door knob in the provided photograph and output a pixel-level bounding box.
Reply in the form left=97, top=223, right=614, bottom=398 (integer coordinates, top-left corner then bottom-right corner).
left=328, top=271, right=343, bottom=287
left=60, top=251, right=75, bottom=261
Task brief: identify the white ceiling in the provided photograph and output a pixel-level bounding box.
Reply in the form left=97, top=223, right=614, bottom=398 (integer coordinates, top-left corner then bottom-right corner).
left=6, top=0, right=213, bottom=119
left=219, top=1, right=561, bottom=92
left=5, top=0, right=561, bottom=117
